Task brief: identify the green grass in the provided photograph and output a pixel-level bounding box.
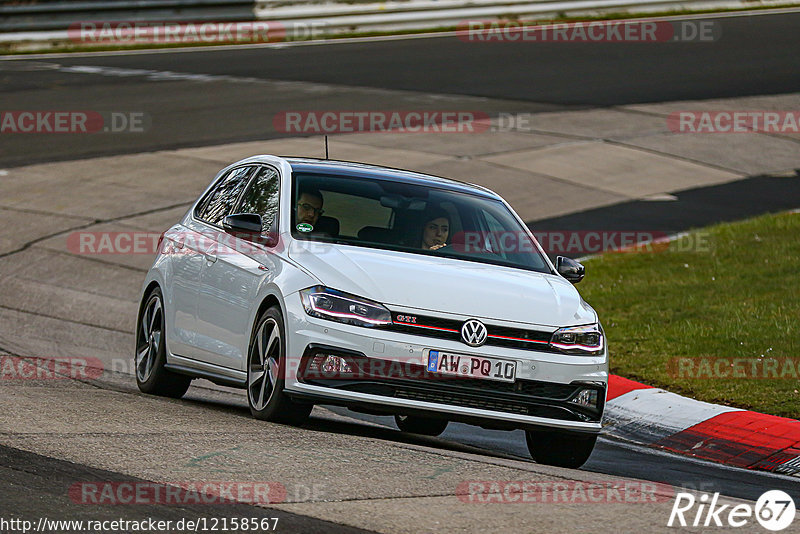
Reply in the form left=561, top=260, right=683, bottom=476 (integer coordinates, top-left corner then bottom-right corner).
left=578, top=211, right=800, bottom=418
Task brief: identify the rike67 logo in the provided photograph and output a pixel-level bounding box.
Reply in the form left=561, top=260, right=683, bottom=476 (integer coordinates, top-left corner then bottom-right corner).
left=669, top=490, right=796, bottom=531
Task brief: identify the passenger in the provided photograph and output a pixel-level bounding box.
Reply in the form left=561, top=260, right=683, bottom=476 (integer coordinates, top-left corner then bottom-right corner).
left=420, top=209, right=450, bottom=251
left=296, top=187, right=324, bottom=228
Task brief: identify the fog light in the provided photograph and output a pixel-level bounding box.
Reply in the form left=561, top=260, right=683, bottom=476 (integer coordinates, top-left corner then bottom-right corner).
left=570, top=388, right=599, bottom=409
left=307, top=354, right=325, bottom=372
left=306, top=353, right=352, bottom=374
left=322, top=355, right=353, bottom=374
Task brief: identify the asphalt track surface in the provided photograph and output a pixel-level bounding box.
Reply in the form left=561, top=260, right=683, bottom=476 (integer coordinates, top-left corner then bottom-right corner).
left=0, top=445, right=375, bottom=534
left=534, top=173, right=800, bottom=255
left=32, top=11, right=800, bottom=104
left=326, top=406, right=800, bottom=503
left=1, top=10, right=800, bottom=167
left=2, top=8, right=800, bottom=529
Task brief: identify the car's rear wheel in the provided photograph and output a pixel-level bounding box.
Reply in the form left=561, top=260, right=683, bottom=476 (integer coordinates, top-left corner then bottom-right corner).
left=525, top=429, right=597, bottom=469
left=247, top=306, right=312, bottom=424
left=135, top=288, right=191, bottom=398
left=394, top=415, right=448, bottom=436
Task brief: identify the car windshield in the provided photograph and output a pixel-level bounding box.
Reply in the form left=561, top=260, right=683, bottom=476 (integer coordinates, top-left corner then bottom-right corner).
left=290, top=171, right=552, bottom=274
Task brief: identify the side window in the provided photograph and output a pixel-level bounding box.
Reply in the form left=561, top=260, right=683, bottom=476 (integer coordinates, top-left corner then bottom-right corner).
left=196, top=166, right=254, bottom=226
left=237, top=166, right=280, bottom=233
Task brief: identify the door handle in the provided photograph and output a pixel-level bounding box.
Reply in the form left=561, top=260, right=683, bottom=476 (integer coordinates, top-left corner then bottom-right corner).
left=204, top=252, right=217, bottom=263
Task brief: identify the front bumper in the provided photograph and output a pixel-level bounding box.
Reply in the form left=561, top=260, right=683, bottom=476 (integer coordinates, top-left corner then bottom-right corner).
left=283, top=295, right=608, bottom=433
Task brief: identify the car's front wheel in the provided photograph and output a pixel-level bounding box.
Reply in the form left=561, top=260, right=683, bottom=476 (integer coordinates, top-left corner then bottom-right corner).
left=394, top=415, right=448, bottom=436
left=525, top=429, right=597, bottom=469
left=135, top=287, right=191, bottom=398
left=247, top=306, right=312, bottom=424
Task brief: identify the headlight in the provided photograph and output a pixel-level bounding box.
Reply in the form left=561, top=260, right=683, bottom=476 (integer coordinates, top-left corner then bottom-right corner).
left=299, top=286, right=391, bottom=328
left=549, top=324, right=604, bottom=355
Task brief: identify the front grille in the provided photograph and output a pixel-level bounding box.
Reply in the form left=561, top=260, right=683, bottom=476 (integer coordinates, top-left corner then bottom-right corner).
left=301, top=356, right=579, bottom=401
left=387, top=312, right=557, bottom=352
left=299, top=349, right=602, bottom=422
left=449, top=378, right=579, bottom=400
left=338, top=382, right=590, bottom=421
left=395, top=387, right=530, bottom=415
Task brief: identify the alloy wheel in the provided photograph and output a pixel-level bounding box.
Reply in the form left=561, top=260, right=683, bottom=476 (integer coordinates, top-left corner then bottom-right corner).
left=136, top=294, right=162, bottom=382
left=248, top=317, right=281, bottom=411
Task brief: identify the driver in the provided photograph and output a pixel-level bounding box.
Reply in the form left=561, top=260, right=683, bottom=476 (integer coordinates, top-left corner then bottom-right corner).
left=420, top=209, right=450, bottom=251
left=296, top=187, right=324, bottom=228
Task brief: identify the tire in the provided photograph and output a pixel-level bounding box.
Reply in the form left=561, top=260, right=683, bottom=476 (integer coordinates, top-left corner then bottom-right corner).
left=135, top=287, right=191, bottom=398
left=247, top=306, right=312, bottom=425
left=525, top=429, right=597, bottom=469
left=394, top=414, right=448, bottom=436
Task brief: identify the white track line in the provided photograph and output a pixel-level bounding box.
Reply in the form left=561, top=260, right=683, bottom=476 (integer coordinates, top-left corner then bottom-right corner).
left=3, top=6, right=800, bottom=60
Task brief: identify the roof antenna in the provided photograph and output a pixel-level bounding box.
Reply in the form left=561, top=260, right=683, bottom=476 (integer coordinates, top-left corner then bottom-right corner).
left=324, top=135, right=329, bottom=160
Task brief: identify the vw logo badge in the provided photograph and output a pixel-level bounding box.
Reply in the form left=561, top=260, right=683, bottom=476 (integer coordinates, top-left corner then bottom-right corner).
left=461, top=319, right=488, bottom=347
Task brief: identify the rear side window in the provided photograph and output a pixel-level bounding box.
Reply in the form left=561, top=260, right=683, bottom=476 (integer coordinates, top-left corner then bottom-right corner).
left=237, top=166, right=280, bottom=233
left=195, top=166, right=254, bottom=226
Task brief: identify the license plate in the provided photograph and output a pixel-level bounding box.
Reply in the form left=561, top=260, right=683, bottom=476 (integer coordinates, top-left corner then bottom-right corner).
left=426, top=350, right=516, bottom=383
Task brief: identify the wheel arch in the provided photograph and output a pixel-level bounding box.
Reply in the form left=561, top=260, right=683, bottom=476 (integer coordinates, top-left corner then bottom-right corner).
left=257, top=293, right=283, bottom=318
left=250, top=293, right=285, bottom=343
left=136, top=281, right=162, bottom=333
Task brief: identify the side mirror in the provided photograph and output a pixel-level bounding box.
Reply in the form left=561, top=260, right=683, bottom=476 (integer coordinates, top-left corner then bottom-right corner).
left=556, top=256, right=585, bottom=284
left=224, top=213, right=279, bottom=247
left=223, top=213, right=263, bottom=234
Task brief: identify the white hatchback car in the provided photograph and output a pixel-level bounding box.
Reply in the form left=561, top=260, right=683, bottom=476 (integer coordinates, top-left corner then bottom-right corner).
left=136, top=156, right=607, bottom=468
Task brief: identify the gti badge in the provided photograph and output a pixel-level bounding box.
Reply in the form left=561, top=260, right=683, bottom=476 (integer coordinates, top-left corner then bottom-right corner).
left=461, top=319, right=488, bottom=347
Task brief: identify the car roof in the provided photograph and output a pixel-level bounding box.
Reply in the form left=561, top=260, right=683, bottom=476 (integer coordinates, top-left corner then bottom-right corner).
left=281, top=157, right=500, bottom=200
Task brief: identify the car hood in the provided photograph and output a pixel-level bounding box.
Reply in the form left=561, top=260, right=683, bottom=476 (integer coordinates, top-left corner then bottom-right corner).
left=289, top=242, right=596, bottom=327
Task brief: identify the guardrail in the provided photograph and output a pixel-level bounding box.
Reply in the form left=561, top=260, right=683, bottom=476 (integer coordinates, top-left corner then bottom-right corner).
left=0, top=0, right=256, bottom=31
left=252, top=0, right=786, bottom=33
left=0, top=0, right=796, bottom=49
